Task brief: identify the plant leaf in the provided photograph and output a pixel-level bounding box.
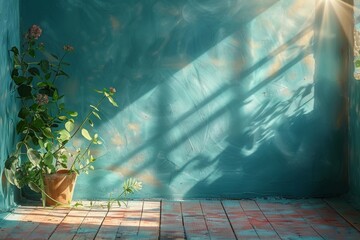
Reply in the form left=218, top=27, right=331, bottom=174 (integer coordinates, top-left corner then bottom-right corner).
left=5, top=155, right=18, bottom=169
left=28, top=67, right=40, bottom=76
left=69, top=111, right=78, bottom=117
left=28, top=182, right=41, bottom=193
left=65, top=120, right=74, bottom=132
left=106, top=95, right=118, bottom=107
left=27, top=148, right=41, bottom=166
left=39, top=60, right=50, bottom=72
left=90, top=105, right=99, bottom=111
left=92, top=111, right=101, bottom=120
left=10, top=46, right=19, bottom=55
left=44, top=152, right=53, bottom=166
left=4, top=168, right=15, bottom=185
left=17, top=84, right=32, bottom=98
left=88, top=119, right=94, bottom=127
left=57, top=129, right=71, bottom=142
left=81, top=128, right=92, bottom=141
left=18, top=107, right=29, bottom=119
left=42, top=127, right=54, bottom=139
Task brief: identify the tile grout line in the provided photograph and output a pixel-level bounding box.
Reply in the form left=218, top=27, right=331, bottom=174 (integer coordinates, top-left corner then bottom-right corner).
left=48, top=205, right=74, bottom=239
left=137, top=200, right=145, bottom=237
left=238, top=200, right=260, bottom=239
left=92, top=203, right=110, bottom=239
left=180, top=201, right=188, bottom=240
left=71, top=205, right=94, bottom=240
left=254, top=200, right=282, bottom=240
left=199, top=200, right=211, bottom=240
left=323, top=198, right=360, bottom=233
left=220, top=201, right=238, bottom=240
left=158, top=199, right=162, bottom=240
left=26, top=206, right=53, bottom=238
left=6, top=205, right=44, bottom=239
left=289, top=200, right=325, bottom=240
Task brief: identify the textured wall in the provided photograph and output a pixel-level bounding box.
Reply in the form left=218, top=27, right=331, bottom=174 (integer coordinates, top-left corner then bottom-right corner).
left=20, top=0, right=348, bottom=199
left=350, top=0, right=360, bottom=206
left=0, top=0, right=20, bottom=210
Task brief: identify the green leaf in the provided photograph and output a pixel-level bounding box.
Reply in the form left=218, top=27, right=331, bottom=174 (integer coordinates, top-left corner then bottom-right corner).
left=33, top=117, right=45, bottom=129
left=42, top=127, right=54, bottom=139
left=10, top=46, right=19, bottom=55
left=17, top=84, right=32, bottom=98
left=28, top=48, right=35, bottom=58
left=92, top=111, right=101, bottom=120
left=18, top=107, right=29, bottom=119
left=4, top=168, right=15, bottom=186
left=57, top=129, right=71, bottom=142
left=65, top=120, right=74, bottom=132
left=13, top=76, right=27, bottom=85
left=11, top=68, right=19, bottom=78
left=27, top=148, right=41, bottom=166
left=45, top=72, right=52, bottom=80
left=50, top=53, right=59, bottom=60
left=90, top=105, right=99, bottom=111
left=81, top=128, right=92, bottom=141
left=123, top=178, right=143, bottom=193
left=16, top=120, right=26, bottom=134
left=39, top=139, right=44, bottom=149
left=44, top=141, right=53, bottom=151
left=69, top=111, right=78, bottom=117
left=88, top=119, right=94, bottom=127
left=28, top=67, right=40, bottom=76
left=356, top=60, right=360, bottom=68
left=28, top=182, right=41, bottom=193
left=58, top=116, right=67, bottom=120
left=5, top=155, right=18, bottom=169
left=39, top=60, right=50, bottom=72
left=44, top=152, right=53, bottom=166
left=106, top=95, right=118, bottom=107
left=74, top=202, right=83, bottom=208
left=56, top=70, right=69, bottom=78
left=53, top=90, right=59, bottom=100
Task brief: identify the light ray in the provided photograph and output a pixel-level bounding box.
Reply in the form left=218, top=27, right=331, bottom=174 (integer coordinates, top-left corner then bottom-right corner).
left=319, top=0, right=355, bottom=45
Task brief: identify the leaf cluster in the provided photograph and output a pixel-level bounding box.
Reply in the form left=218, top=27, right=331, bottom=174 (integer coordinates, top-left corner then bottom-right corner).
left=4, top=26, right=119, bottom=199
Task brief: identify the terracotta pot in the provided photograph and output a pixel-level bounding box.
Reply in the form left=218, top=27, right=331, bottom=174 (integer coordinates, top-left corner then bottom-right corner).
left=43, top=169, right=77, bottom=206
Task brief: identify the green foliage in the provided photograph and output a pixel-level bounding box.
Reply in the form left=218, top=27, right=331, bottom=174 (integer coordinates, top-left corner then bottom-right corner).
left=76, top=178, right=143, bottom=210
left=4, top=25, right=126, bottom=206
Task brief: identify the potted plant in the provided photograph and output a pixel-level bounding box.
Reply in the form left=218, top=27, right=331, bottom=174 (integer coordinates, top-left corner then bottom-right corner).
left=4, top=25, right=141, bottom=207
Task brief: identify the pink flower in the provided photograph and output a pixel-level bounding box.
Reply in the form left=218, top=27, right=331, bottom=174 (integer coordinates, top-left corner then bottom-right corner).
left=63, top=45, right=74, bottom=52
left=36, top=94, right=49, bottom=105
left=27, top=25, right=42, bottom=40
left=109, top=87, right=116, bottom=93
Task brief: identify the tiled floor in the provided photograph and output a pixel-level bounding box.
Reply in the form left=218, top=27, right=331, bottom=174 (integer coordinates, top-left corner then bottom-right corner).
left=0, top=198, right=360, bottom=239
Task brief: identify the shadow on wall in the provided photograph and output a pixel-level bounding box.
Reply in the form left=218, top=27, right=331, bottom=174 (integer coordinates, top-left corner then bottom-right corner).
left=20, top=0, right=348, bottom=199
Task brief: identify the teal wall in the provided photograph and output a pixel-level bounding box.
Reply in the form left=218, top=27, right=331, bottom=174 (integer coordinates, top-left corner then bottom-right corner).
left=350, top=0, right=360, bottom=207
left=0, top=0, right=20, bottom=210
left=20, top=0, right=349, bottom=199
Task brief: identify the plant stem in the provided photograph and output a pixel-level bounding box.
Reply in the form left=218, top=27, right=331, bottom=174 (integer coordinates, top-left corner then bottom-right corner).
left=52, top=95, right=106, bottom=156
left=70, top=141, right=93, bottom=171
left=52, top=52, right=67, bottom=84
